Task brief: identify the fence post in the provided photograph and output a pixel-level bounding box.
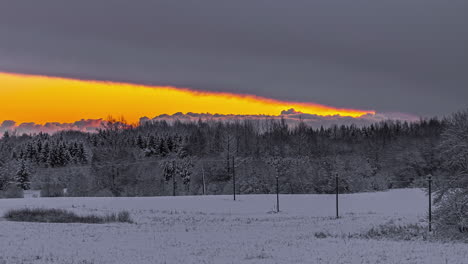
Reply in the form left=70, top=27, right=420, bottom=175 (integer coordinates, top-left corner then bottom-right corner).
left=232, top=157, right=236, bottom=201
left=428, top=174, right=432, bottom=232
left=336, top=173, right=339, bottom=219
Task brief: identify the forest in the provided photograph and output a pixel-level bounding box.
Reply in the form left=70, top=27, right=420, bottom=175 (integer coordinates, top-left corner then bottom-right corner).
left=0, top=115, right=447, bottom=197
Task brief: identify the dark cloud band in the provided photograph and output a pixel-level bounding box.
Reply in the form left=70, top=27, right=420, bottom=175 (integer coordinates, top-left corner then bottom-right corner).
left=1, top=0, right=466, bottom=116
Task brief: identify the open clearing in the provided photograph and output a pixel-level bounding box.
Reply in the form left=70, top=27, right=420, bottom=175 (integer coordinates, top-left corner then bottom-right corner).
left=0, top=189, right=467, bottom=264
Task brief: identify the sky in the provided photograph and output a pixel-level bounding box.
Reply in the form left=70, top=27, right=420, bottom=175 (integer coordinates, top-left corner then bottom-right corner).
left=0, top=72, right=372, bottom=124
left=0, top=0, right=467, bottom=130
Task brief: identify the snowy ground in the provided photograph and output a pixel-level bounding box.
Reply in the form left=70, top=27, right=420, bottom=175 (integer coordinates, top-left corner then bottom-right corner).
left=0, top=189, right=467, bottom=264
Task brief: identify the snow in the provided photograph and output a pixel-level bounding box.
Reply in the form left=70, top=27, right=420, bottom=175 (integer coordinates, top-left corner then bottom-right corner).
left=0, top=189, right=466, bottom=264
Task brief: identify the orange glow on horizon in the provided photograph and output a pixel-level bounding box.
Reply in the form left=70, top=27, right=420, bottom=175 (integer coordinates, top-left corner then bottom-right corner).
left=0, top=72, right=375, bottom=124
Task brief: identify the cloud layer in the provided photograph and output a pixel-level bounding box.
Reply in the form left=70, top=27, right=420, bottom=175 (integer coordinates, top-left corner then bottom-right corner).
left=1, top=110, right=421, bottom=135
left=143, top=110, right=419, bottom=128
left=1, top=119, right=105, bottom=135
left=1, top=0, right=467, bottom=116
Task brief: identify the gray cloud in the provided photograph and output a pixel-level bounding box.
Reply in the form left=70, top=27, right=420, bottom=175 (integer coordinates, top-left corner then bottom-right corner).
left=1, top=0, right=467, bottom=116
left=0, top=120, right=16, bottom=130
left=143, top=110, right=419, bottom=129
left=1, top=119, right=105, bottom=135
left=1, top=111, right=418, bottom=135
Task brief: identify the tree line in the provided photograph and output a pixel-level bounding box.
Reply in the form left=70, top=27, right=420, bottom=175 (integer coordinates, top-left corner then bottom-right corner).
left=0, top=116, right=444, bottom=195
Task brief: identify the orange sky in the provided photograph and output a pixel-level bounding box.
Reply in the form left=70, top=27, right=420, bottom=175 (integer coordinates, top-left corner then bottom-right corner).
left=0, top=72, right=374, bottom=124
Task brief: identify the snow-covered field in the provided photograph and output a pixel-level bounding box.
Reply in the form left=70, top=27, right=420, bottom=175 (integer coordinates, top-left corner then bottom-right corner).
left=0, top=189, right=467, bottom=264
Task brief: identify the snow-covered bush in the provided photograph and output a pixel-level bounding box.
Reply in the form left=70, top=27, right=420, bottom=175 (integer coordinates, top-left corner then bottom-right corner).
left=433, top=190, right=468, bottom=240
left=434, top=109, right=468, bottom=239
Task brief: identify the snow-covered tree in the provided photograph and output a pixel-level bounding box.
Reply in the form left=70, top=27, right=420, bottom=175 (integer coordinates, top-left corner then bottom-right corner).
left=434, top=109, right=468, bottom=236
left=177, top=157, right=194, bottom=189
left=15, top=160, right=31, bottom=190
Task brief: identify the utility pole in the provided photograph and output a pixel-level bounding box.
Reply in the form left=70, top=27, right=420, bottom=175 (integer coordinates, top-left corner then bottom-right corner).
left=172, top=160, right=176, bottom=196
left=201, top=163, right=206, bottom=195
left=226, top=137, right=230, bottom=176
left=428, top=174, right=432, bottom=232
left=335, top=173, right=339, bottom=219
left=276, top=174, right=279, bottom=213
left=269, top=158, right=280, bottom=213
left=232, top=156, right=236, bottom=201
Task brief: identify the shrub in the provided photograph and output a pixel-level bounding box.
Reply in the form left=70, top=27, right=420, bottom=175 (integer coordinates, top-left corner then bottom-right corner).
left=358, top=223, right=428, bottom=241
left=117, top=211, right=132, bottom=223
left=4, top=208, right=133, bottom=224
left=0, top=185, right=24, bottom=198
left=314, top=231, right=329, bottom=239
left=433, top=190, right=468, bottom=241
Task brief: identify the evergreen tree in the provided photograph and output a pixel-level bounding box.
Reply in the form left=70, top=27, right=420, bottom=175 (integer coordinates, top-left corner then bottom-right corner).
left=76, top=143, right=88, bottom=164
left=15, top=160, right=30, bottom=190
left=166, top=137, right=174, bottom=152
left=158, top=138, right=169, bottom=157
left=41, top=142, right=50, bottom=165
left=136, top=135, right=146, bottom=149
left=2, top=131, right=10, bottom=140
left=35, top=140, right=43, bottom=163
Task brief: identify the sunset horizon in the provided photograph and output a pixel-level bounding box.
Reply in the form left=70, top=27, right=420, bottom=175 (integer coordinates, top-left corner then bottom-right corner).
left=0, top=71, right=375, bottom=125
